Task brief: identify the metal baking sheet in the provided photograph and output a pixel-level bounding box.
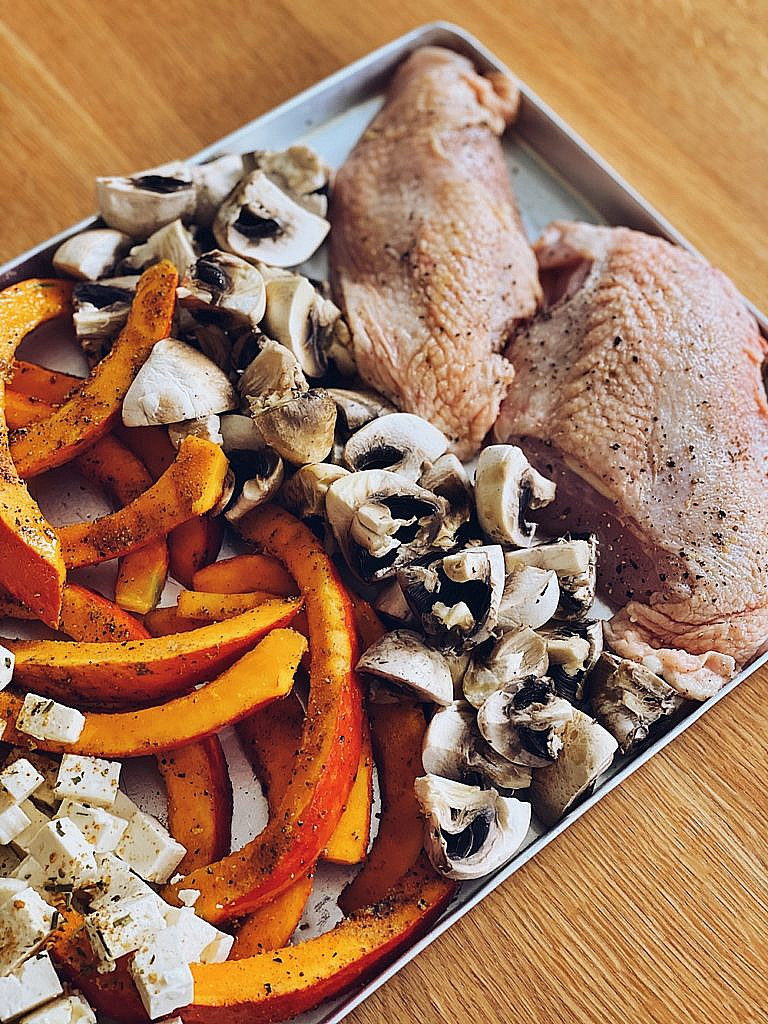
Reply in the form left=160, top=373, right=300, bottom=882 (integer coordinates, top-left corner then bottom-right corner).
left=1, top=21, right=766, bottom=1024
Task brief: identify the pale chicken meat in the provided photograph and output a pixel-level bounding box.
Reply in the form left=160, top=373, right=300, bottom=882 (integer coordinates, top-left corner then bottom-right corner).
left=330, top=46, right=541, bottom=458
left=495, top=221, right=768, bottom=699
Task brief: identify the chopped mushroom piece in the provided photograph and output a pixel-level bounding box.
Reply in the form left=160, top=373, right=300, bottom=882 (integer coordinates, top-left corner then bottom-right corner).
left=254, top=389, right=337, bottom=466
left=177, top=250, right=266, bottom=330
left=122, top=339, right=237, bottom=427
left=191, top=153, right=246, bottom=225
left=121, top=219, right=197, bottom=275
left=168, top=414, right=223, bottom=450
left=219, top=413, right=264, bottom=452
left=343, top=413, right=449, bottom=482
left=213, top=170, right=329, bottom=267
left=530, top=708, right=618, bottom=825
left=96, top=161, right=197, bottom=237
left=279, top=463, right=350, bottom=518
left=539, top=621, right=603, bottom=703
left=414, top=774, right=531, bottom=880
left=72, top=277, right=137, bottom=364
left=588, top=653, right=684, bottom=754
left=327, top=388, right=396, bottom=435
left=356, top=629, right=453, bottom=706
left=251, top=145, right=332, bottom=216
left=262, top=275, right=326, bottom=378
left=53, top=229, right=132, bottom=281
left=505, top=535, right=598, bottom=621
left=240, top=338, right=308, bottom=411
left=224, top=449, right=284, bottom=522
left=420, top=454, right=474, bottom=548
left=373, top=580, right=416, bottom=626
left=475, top=444, right=556, bottom=547
left=463, top=627, right=549, bottom=709
left=477, top=677, right=574, bottom=767
left=497, top=564, right=560, bottom=631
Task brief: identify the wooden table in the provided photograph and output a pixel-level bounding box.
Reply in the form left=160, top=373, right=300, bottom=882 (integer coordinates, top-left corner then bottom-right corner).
left=1, top=2, right=767, bottom=1021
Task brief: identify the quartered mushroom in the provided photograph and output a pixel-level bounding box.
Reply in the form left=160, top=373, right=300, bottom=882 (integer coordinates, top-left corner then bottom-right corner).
left=326, top=469, right=447, bottom=585
left=223, top=448, right=285, bottom=522
left=420, top=453, right=474, bottom=548
left=279, top=462, right=350, bottom=518
left=463, top=626, right=549, bottom=709
left=240, top=338, right=308, bottom=410
left=52, top=228, right=132, bottom=281
left=327, top=388, right=396, bottom=435
left=477, top=677, right=574, bottom=767
left=414, top=774, right=531, bottom=880
left=422, top=702, right=532, bottom=790
left=373, top=580, right=416, bottom=626
left=72, top=277, right=138, bottom=364
left=589, top=653, right=684, bottom=754
left=397, top=545, right=506, bottom=651
left=475, top=444, right=556, bottom=547
left=190, top=153, right=246, bottom=225
left=443, top=651, right=471, bottom=694
left=356, top=629, right=453, bottom=706
left=122, top=338, right=237, bottom=427
left=213, top=170, right=329, bottom=267
left=261, top=275, right=326, bottom=378
left=254, top=389, right=337, bottom=466
left=504, top=534, right=598, bottom=621
left=539, top=620, right=603, bottom=703
left=529, top=708, right=618, bottom=825
left=251, top=145, right=332, bottom=217
left=177, top=250, right=266, bottom=330
left=219, top=413, right=265, bottom=452
left=497, top=564, right=560, bottom=631
left=168, top=413, right=224, bottom=450
left=96, top=161, right=197, bottom=237
left=121, top=218, right=197, bottom=275
left=343, top=413, right=449, bottom=482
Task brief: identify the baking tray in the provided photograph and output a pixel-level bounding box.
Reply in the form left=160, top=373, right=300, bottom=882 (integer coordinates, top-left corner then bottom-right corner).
left=2, top=21, right=767, bottom=1024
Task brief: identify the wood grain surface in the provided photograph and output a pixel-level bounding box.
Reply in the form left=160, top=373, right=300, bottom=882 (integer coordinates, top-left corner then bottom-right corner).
left=1, top=2, right=767, bottom=1022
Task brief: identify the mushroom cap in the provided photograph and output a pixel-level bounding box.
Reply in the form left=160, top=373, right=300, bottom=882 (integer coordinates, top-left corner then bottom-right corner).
left=224, top=449, right=285, bottom=522
left=178, top=250, right=266, bottom=329
left=327, top=388, right=396, bottom=434
left=343, top=413, right=449, bottom=481
left=497, top=563, right=561, bottom=631
left=475, top=444, right=557, bottom=547
left=240, top=338, right=309, bottom=412
left=219, top=413, right=265, bottom=452
left=505, top=534, right=598, bottom=622
left=477, top=677, right=574, bottom=767
left=463, top=626, right=549, bottom=708
left=53, top=229, right=132, bottom=281
left=168, top=414, right=223, bottom=450
left=96, top=161, right=197, bottom=237
left=588, top=653, right=683, bottom=754
left=122, top=218, right=197, bottom=276
left=254, top=389, right=337, bottom=466
left=191, top=153, right=246, bottom=226
left=356, top=629, right=454, bottom=706
left=251, top=145, right=332, bottom=216
left=540, top=620, right=603, bottom=703
left=279, top=462, right=350, bottom=518
left=262, top=275, right=326, bottom=378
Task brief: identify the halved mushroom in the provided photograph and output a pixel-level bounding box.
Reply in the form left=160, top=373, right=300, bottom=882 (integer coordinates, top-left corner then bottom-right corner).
left=177, top=250, right=266, bottom=330
left=326, top=469, right=447, bottom=585
left=96, top=162, right=197, bottom=237
left=443, top=651, right=471, bottom=695
left=122, top=338, right=237, bottom=427
left=191, top=153, right=246, bottom=225
left=122, top=219, right=197, bottom=275
left=251, top=145, right=332, bottom=217
left=504, top=534, right=598, bottom=621
left=475, top=445, right=556, bottom=547
left=343, top=414, right=449, bottom=482
left=254, top=389, right=337, bottom=466
left=414, top=774, right=531, bottom=880
left=588, top=653, right=684, bottom=754
left=219, top=413, right=266, bottom=453
left=539, top=621, right=603, bottom=703
left=397, top=545, right=505, bottom=651
left=72, top=277, right=137, bottom=363
left=239, top=338, right=308, bottom=411
left=477, top=677, right=574, bottom=767
left=53, top=229, right=132, bottom=281
left=422, top=702, right=532, bottom=790
left=167, top=414, right=223, bottom=450
left=356, top=629, right=453, bottom=706
left=213, top=170, right=329, bottom=268
left=420, top=453, right=474, bottom=548
left=373, top=580, right=416, bottom=626
left=529, top=708, right=618, bottom=825
left=261, top=275, right=325, bottom=378
left=279, top=462, right=350, bottom=518
left=497, top=564, right=560, bottom=631
left=223, top=448, right=284, bottom=522
left=326, top=388, right=396, bottom=435
left=463, top=627, right=549, bottom=709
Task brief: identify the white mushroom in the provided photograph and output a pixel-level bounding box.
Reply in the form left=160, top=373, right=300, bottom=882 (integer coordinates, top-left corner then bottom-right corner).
left=254, top=390, right=337, bottom=466
left=213, top=170, right=329, bottom=267
left=343, top=413, right=449, bottom=482
left=191, top=153, right=246, bottom=225
left=415, top=774, right=531, bottom=880
left=539, top=621, right=603, bottom=703
left=327, top=388, right=396, bottom=434
left=224, top=449, right=284, bottom=522
left=497, top=564, right=560, bottom=631
left=96, top=161, right=196, bottom=237
left=122, top=338, right=237, bottom=427
left=529, top=709, right=618, bottom=825
left=251, top=145, right=332, bottom=216
left=463, top=627, right=549, bottom=709
left=504, top=534, right=598, bottom=621
left=167, top=414, right=223, bottom=450
left=356, top=630, right=453, bottom=706
left=373, top=580, right=416, bottom=626
left=219, top=413, right=265, bottom=452
left=420, top=453, right=474, bottom=548
left=177, top=250, right=266, bottom=329
left=478, top=678, right=574, bottom=767
left=52, top=229, right=132, bottom=281
left=475, top=445, right=556, bottom=547
left=279, top=463, right=350, bottom=518
left=240, top=338, right=308, bottom=411
left=261, top=275, right=326, bottom=378
left=121, top=218, right=197, bottom=275
left=72, top=277, right=138, bottom=363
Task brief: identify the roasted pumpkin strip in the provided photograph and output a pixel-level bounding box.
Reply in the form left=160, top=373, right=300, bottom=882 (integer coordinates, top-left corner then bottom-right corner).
left=192, top=553, right=298, bottom=597
left=143, top=604, right=201, bottom=636
left=5, top=598, right=303, bottom=706
left=0, top=582, right=149, bottom=642
left=231, top=872, right=314, bottom=958
left=324, top=716, right=373, bottom=865
left=9, top=260, right=177, bottom=477
left=165, top=506, right=364, bottom=923
left=177, top=589, right=274, bottom=620
left=9, top=359, right=81, bottom=401
left=167, top=514, right=225, bottom=588
left=0, top=279, right=70, bottom=625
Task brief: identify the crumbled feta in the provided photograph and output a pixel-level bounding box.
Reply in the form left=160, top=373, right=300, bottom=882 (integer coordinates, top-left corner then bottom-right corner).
left=10, top=857, right=47, bottom=892
left=0, top=760, right=44, bottom=805
left=2, top=755, right=59, bottom=811
left=163, top=906, right=233, bottom=964
left=177, top=888, right=200, bottom=908
left=0, top=951, right=62, bottom=1022
left=16, top=697, right=85, bottom=745
left=54, top=757, right=120, bottom=810
left=0, top=877, right=26, bottom=909
left=0, top=804, right=32, bottom=846
left=11, top=803, right=51, bottom=856
left=27, top=820, right=97, bottom=889
left=87, top=854, right=165, bottom=914
left=85, top=892, right=166, bottom=973
left=130, top=930, right=194, bottom=1020
left=0, top=647, right=14, bottom=693
left=0, top=886, right=55, bottom=974
left=18, top=992, right=96, bottom=1024
left=115, top=811, right=186, bottom=884
left=55, top=802, right=127, bottom=853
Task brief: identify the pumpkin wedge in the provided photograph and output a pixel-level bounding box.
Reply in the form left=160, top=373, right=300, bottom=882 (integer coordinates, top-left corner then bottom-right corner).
left=0, top=279, right=71, bottom=625
left=57, top=436, right=227, bottom=568
left=167, top=515, right=225, bottom=588
left=165, top=507, right=364, bottom=923
left=10, top=359, right=81, bottom=401
left=192, top=553, right=297, bottom=597
left=231, top=872, right=314, bottom=958
left=177, top=589, right=275, bottom=620
left=9, top=260, right=177, bottom=477
left=144, top=604, right=201, bottom=636
left=5, top=599, right=303, bottom=706
left=324, top=717, right=374, bottom=865
left=0, top=582, right=149, bottom=642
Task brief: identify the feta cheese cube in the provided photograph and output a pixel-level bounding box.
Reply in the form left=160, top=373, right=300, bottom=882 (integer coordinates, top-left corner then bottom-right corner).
left=0, top=877, right=26, bottom=910
left=87, top=854, right=165, bottom=914
left=85, top=892, right=166, bottom=973
left=18, top=993, right=96, bottom=1024
left=0, top=760, right=44, bottom=805
left=54, top=757, right=120, bottom=810
left=27, top=820, right=97, bottom=890
left=0, top=850, right=20, bottom=878
left=115, top=812, right=186, bottom=884
left=0, top=951, right=62, bottom=1022
left=0, top=805, right=31, bottom=846
left=163, top=906, right=233, bottom=964
left=10, top=857, right=48, bottom=892
left=55, top=802, right=127, bottom=854
left=111, top=791, right=140, bottom=822
left=130, top=932, right=194, bottom=1020
left=2, top=755, right=59, bottom=812
left=16, top=697, right=84, bottom=745
left=0, top=647, right=14, bottom=693
left=0, top=886, right=55, bottom=973
left=11, top=803, right=51, bottom=857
